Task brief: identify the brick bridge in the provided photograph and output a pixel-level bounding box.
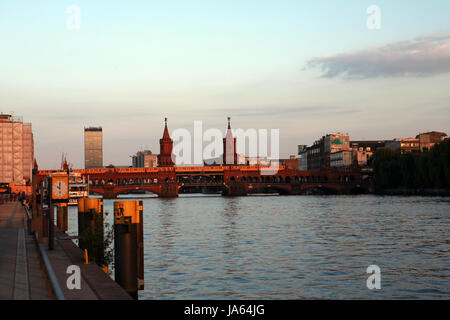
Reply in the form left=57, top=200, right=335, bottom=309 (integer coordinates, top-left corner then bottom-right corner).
left=34, top=165, right=363, bottom=198
left=33, top=118, right=364, bottom=198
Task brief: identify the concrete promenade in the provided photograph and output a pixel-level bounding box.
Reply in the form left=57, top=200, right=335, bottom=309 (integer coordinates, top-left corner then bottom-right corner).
left=0, top=200, right=51, bottom=300
left=0, top=200, right=132, bottom=300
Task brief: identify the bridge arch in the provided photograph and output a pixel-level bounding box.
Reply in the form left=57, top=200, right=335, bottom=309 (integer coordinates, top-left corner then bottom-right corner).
left=249, top=184, right=291, bottom=195
left=115, top=188, right=160, bottom=197
left=301, top=185, right=340, bottom=195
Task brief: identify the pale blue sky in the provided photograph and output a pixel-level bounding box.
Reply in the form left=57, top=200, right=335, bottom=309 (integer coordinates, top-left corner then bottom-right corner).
left=1, top=1, right=449, bottom=168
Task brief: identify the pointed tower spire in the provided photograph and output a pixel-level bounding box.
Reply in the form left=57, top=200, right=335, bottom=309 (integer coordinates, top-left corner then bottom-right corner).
left=162, top=117, right=171, bottom=139
left=223, top=116, right=237, bottom=165
left=158, top=117, right=174, bottom=167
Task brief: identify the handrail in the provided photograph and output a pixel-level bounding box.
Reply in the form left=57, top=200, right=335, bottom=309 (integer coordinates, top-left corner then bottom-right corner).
left=25, top=207, right=66, bottom=300
left=36, top=238, right=66, bottom=300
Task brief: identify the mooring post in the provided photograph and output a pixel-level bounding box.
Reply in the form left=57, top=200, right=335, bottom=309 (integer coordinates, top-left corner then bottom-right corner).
left=77, top=198, right=104, bottom=264
left=48, top=185, right=55, bottom=250
left=113, top=200, right=144, bottom=299
left=41, top=182, right=49, bottom=240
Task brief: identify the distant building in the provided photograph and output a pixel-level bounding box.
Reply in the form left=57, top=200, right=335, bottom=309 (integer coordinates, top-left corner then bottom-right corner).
left=352, top=149, right=373, bottom=167
left=307, top=137, right=325, bottom=171
left=307, top=133, right=350, bottom=170
left=324, top=133, right=350, bottom=154
left=84, top=127, right=103, bottom=169
left=350, top=140, right=386, bottom=153
left=385, top=138, right=419, bottom=154
left=244, top=156, right=270, bottom=166
left=297, top=145, right=307, bottom=155
left=0, top=114, right=34, bottom=194
left=418, top=131, right=447, bottom=151
left=330, top=150, right=353, bottom=168
left=132, top=150, right=158, bottom=168
left=297, top=149, right=308, bottom=171
left=280, top=157, right=299, bottom=170
left=349, top=141, right=387, bottom=167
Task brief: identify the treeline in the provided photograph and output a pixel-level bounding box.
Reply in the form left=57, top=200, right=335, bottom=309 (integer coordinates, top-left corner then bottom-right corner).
left=371, top=139, right=450, bottom=191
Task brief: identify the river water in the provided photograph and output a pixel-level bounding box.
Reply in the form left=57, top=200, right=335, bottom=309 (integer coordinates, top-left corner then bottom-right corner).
left=67, top=195, right=450, bottom=299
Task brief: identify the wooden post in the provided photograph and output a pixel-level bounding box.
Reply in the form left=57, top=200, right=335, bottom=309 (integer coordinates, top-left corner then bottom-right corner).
left=113, top=200, right=144, bottom=299
left=77, top=198, right=104, bottom=265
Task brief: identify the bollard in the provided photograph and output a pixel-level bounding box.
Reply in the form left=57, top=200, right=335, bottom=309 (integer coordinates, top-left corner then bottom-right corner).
left=56, top=205, right=62, bottom=231
left=62, top=203, right=68, bottom=232
left=56, top=204, right=69, bottom=233
left=42, top=207, right=49, bottom=238
left=77, top=198, right=104, bottom=265
left=113, top=201, right=144, bottom=299
left=34, top=188, right=43, bottom=242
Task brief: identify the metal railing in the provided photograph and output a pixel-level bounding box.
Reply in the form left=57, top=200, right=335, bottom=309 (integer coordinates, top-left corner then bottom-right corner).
left=25, top=207, right=66, bottom=300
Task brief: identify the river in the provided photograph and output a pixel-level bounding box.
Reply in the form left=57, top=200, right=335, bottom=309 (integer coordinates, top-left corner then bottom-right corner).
left=67, top=194, right=450, bottom=299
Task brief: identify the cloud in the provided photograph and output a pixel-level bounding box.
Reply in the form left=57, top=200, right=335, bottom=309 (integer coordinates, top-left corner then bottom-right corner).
left=306, top=34, right=450, bottom=79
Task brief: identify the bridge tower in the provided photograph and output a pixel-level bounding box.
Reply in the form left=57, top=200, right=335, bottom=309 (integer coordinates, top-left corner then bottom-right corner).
left=158, top=118, right=175, bottom=167
left=223, top=117, right=237, bottom=165
left=157, top=118, right=178, bottom=197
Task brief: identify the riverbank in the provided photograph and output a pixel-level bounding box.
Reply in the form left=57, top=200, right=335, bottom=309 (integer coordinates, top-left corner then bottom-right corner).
left=0, top=201, right=51, bottom=300
left=0, top=200, right=133, bottom=300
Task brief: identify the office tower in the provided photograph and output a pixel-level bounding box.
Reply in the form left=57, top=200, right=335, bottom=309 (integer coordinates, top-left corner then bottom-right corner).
left=84, top=127, right=103, bottom=169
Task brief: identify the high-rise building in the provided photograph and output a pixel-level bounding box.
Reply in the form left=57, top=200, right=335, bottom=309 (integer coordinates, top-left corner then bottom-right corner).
left=0, top=114, right=34, bottom=194
left=132, top=150, right=158, bottom=168
left=84, top=127, right=103, bottom=169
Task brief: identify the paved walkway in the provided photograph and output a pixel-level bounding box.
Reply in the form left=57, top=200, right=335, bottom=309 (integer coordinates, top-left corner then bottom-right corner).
left=0, top=201, right=132, bottom=300
left=48, top=229, right=132, bottom=300
left=0, top=201, right=51, bottom=300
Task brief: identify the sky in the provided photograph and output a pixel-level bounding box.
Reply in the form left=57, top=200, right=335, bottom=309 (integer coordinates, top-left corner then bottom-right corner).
left=1, top=0, right=450, bottom=169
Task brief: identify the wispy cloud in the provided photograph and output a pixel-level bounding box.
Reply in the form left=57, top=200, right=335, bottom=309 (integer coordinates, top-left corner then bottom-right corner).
left=306, top=34, right=450, bottom=79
